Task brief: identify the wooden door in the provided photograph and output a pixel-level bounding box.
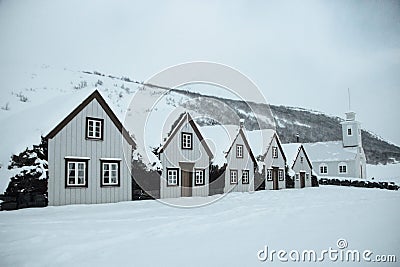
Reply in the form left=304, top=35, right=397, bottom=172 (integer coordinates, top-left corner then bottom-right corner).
left=300, top=172, right=305, bottom=188
left=181, top=170, right=192, bottom=197
left=272, top=168, right=279, bottom=190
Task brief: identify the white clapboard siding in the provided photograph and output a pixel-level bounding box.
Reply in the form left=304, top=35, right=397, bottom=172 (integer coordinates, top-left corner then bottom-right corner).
left=264, top=135, right=286, bottom=190
left=47, top=92, right=133, bottom=206
left=224, top=131, right=255, bottom=193
left=160, top=114, right=211, bottom=199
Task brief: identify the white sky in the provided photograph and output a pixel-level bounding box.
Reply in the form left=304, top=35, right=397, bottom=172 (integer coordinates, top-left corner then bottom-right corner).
left=0, top=0, right=399, bottom=145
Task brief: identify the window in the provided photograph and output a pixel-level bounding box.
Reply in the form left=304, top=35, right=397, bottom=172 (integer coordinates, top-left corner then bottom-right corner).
left=339, top=162, right=347, bottom=174
left=181, top=132, right=192, bottom=149
left=306, top=173, right=310, bottom=180
left=300, top=156, right=304, bottom=164
left=236, top=144, right=243, bottom=158
left=347, top=126, right=353, bottom=136
left=272, top=146, right=278, bottom=158
left=101, top=160, right=120, bottom=186
left=167, top=168, right=179, bottom=186
left=194, top=169, right=205, bottom=186
left=295, top=173, right=300, bottom=181
left=230, top=170, right=238, bottom=184
left=319, top=164, right=328, bottom=174
left=267, top=169, right=272, bottom=181
left=242, top=170, right=249, bottom=184
left=278, top=169, right=284, bottom=181
left=86, top=117, right=103, bottom=140
left=66, top=159, right=88, bottom=187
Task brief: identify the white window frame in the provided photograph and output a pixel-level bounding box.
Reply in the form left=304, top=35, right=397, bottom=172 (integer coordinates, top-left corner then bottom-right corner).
left=181, top=132, right=192, bottom=149
left=101, top=161, right=120, bottom=186
left=278, top=169, right=284, bottom=181
left=338, top=162, right=347, bottom=174
left=267, top=169, right=272, bottom=181
left=87, top=118, right=103, bottom=140
left=236, top=144, right=243, bottom=158
left=319, top=163, right=328, bottom=174
left=194, top=169, right=204, bottom=186
left=167, top=168, right=179, bottom=186
left=295, top=173, right=300, bottom=181
left=230, top=170, right=238, bottom=184
left=242, top=170, right=249, bottom=184
left=66, top=160, right=88, bottom=187
left=272, top=146, right=278, bottom=158
left=306, top=173, right=310, bottom=180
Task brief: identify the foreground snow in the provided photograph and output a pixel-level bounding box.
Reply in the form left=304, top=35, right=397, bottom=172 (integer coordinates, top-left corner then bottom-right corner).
left=0, top=186, right=399, bottom=266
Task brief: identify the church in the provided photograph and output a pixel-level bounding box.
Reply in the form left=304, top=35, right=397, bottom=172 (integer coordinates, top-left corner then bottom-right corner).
left=302, top=111, right=367, bottom=179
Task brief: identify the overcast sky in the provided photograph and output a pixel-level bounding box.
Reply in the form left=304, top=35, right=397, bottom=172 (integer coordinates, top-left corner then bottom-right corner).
left=0, top=0, right=399, bottom=145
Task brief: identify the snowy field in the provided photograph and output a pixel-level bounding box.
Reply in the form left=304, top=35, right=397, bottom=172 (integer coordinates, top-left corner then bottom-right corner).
left=0, top=186, right=399, bottom=267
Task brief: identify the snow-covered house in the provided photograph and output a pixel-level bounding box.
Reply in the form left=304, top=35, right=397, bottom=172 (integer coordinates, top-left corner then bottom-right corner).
left=45, top=90, right=136, bottom=206
left=223, top=121, right=257, bottom=193
left=303, top=111, right=367, bottom=179
left=282, top=143, right=313, bottom=188
left=258, top=130, right=287, bottom=190
left=157, top=112, right=213, bottom=198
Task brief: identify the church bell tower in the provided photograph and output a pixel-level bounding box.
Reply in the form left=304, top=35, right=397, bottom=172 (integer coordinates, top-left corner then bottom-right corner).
left=341, top=111, right=362, bottom=148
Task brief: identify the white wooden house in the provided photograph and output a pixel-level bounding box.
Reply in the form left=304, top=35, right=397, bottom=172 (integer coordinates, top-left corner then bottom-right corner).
left=282, top=143, right=313, bottom=188
left=45, top=90, right=135, bottom=206
left=157, top=112, right=213, bottom=198
left=224, top=121, right=257, bottom=193
left=259, top=130, right=287, bottom=190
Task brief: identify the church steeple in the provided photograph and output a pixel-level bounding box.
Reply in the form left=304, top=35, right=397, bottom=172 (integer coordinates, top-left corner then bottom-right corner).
left=341, top=111, right=362, bottom=148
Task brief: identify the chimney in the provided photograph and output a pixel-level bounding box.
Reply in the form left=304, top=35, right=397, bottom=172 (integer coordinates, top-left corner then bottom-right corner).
left=296, top=133, right=300, bottom=143
left=239, top=119, right=245, bottom=128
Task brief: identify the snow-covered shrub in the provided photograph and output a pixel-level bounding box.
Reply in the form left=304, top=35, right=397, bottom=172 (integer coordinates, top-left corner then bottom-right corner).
left=1, top=137, right=48, bottom=210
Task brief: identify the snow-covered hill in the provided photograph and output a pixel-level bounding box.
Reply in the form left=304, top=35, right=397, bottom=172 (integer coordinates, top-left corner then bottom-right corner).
left=1, top=65, right=399, bottom=192
left=0, top=186, right=399, bottom=266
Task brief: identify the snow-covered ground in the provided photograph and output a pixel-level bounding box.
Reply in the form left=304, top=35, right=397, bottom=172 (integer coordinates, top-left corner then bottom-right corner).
left=0, top=186, right=399, bottom=267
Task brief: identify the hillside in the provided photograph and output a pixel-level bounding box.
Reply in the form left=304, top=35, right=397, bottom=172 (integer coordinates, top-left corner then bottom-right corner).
left=0, top=66, right=398, bottom=172
left=163, top=90, right=400, bottom=165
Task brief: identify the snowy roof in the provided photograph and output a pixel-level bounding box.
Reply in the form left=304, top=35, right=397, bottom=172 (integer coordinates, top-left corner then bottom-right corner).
left=303, top=141, right=358, bottom=162
left=200, top=125, right=241, bottom=166
left=246, top=129, right=276, bottom=157
left=282, top=143, right=302, bottom=167
left=200, top=126, right=275, bottom=166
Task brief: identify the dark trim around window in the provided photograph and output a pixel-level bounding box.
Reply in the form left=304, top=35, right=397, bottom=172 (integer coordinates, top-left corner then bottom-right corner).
left=242, top=170, right=250, bottom=184
left=230, top=169, right=238, bottom=184
left=166, top=167, right=180, bottom=186
left=85, top=117, right=104, bottom=141
left=100, top=159, right=121, bottom=187
left=65, top=158, right=89, bottom=188
left=181, top=132, right=193, bottom=150
left=236, top=144, right=243, bottom=158
left=194, top=168, right=205, bottom=186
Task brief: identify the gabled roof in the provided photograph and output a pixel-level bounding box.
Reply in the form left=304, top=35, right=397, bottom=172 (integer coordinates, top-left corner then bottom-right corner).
left=261, top=131, right=287, bottom=163
left=157, top=112, right=213, bottom=158
left=225, top=127, right=257, bottom=164
left=303, top=141, right=358, bottom=162
left=45, top=90, right=136, bottom=147
left=282, top=143, right=313, bottom=169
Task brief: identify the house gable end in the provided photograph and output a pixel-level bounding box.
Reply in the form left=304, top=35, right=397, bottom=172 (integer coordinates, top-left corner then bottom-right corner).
left=45, top=90, right=135, bottom=147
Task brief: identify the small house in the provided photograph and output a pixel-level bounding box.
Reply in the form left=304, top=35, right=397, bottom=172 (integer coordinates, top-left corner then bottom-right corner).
left=157, top=112, right=213, bottom=198
left=45, top=90, right=135, bottom=206
left=282, top=143, right=313, bottom=188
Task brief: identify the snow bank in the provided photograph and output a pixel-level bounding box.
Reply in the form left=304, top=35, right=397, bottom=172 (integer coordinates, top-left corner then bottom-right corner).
left=0, top=187, right=398, bottom=266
